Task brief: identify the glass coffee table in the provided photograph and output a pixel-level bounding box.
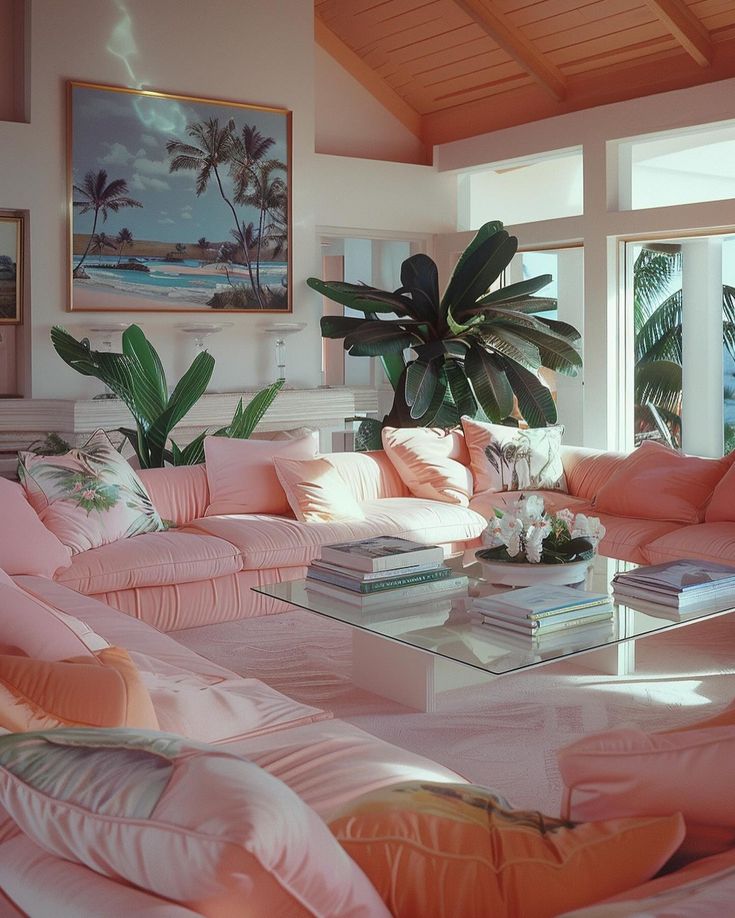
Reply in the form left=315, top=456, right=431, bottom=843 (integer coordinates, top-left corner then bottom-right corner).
left=253, top=555, right=735, bottom=712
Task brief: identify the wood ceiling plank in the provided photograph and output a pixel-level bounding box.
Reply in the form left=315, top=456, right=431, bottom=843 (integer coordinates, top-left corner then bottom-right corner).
left=562, top=36, right=679, bottom=74
left=541, top=22, right=673, bottom=64
left=534, top=9, right=663, bottom=55
left=363, top=24, right=487, bottom=72
left=314, top=15, right=424, bottom=137
left=497, top=0, right=641, bottom=30
left=521, top=0, right=653, bottom=42
left=452, top=0, right=567, bottom=99
left=643, top=0, right=713, bottom=65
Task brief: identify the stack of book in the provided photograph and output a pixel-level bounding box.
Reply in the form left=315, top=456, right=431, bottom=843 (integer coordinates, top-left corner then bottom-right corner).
left=471, top=584, right=613, bottom=638
left=612, top=559, right=735, bottom=611
left=305, top=536, right=468, bottom=607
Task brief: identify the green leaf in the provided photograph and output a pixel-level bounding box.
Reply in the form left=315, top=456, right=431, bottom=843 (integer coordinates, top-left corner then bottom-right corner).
left=444, top=359, right=477, bottom=418
left=499, top=358, right=557, bottom=427
left=635, top=360, right=682, bottom=413
left=445, top=231, right=518, bottom=320
left=447, top=221, right=504, bottom=286
left=413, top=368, right=448, bottom=425
left=383, top=367, right=414, bottom=428
left=146, top=351, right=214, bottom=464
left=121, top=324, right=168, bottom=421
left=345, top=325, right=415, bottom=357
left=405, top=358, right=438, bottom=418
left=494, top=324, right=582, bottom=375
left=399, top=253, right=440, bottom=322
left=170, top=431, right=207, bottom=466
left=307, top=278, right=413, bottom=316
left=476, top=275, right=552, bottom=306
left=477, top=327, right=542, bottom=368
left=354, top=417, right=384, bottom=452
left=464, top=345, right=514, bottom=420
left=229, top=379, right=284, bottom=439
left=537, top=316, right=582, bottom=342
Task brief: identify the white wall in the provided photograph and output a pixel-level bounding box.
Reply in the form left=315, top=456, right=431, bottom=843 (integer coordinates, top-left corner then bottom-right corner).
left=314, top=45, right=427, bottom=166
left=0, top=0, right=455, bottom=400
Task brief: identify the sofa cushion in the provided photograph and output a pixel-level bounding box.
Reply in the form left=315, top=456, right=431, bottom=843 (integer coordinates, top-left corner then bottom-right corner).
left=0, top=835, right=201, bottom=917
left=643, top=522, right=735, bottom=565
left=381, top=426, right=473, bottom=506
left=705, top=455, right=735, bottom=522
left=0, top=582, right=108, bottom=661
left=329, top=780, right=684, bottom=918
left=561, top=446, right=627, bottom=501
left=55, top=530, right=242, bottom=595
left=558, top=723, right=735, bottom=864
left=326, top=449, right=410, bottom=501
left=204, top=431, right=319, bottom=516
left=462, top=416, right=567, bottom=493
left=18, top=429, right=164, bottom=554
left=594, top=441, right=729, bottom=524
left=0, top=729, right=390, bottom=918
left=186, top=498, right=488, bottom=570
left=273, top=456, right=366, bottom=522
left=0, top=479, right=71, bottom=578
left=137, top=464, right=209, bottom=528
left=594, top=514, right=683, bottom=564
left=0, top=647, right=159, bottom=733
left=559, top=847, right=735, bottom=917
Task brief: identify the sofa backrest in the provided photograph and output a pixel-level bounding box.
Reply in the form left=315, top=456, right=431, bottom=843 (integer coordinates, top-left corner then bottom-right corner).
left=560, top=445, right=627, bottom=501
left=137, top=464, right=209, bottom=527
left=326, top=450, right=411, bottom=502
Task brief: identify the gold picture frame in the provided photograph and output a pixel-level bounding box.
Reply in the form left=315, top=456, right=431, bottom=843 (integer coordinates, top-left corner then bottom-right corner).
left=67, top=81, right=292, bottom=313
left=0, top=212, right=22, bottom=325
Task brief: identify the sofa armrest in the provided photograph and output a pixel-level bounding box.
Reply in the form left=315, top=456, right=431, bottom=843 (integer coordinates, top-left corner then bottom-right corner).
left=137, top=464, right=209, bottom=526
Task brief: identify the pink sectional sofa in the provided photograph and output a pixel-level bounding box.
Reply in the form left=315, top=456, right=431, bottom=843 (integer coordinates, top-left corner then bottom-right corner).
left=8, top=440, right=735, bottom=634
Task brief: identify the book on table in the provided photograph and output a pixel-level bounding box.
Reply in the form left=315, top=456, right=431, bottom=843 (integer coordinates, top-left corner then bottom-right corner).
left=472, top=584, right=611, bottom=621
left=476, top=606, right=613, bottom=635
left=475, top=618, right=615, bottom=652
left=612, top=559, right=735, bottom=608
left=307, top=561, right=453, bottom=594
left=304, top=573, right=469, bottom=607
left=319, top=536, right=445, bottom=573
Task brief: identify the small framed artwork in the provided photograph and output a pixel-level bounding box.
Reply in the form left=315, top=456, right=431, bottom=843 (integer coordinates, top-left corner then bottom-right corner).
left=0, top=213, right=22, bottom=325
left=67, top=81, right=292, bottom=313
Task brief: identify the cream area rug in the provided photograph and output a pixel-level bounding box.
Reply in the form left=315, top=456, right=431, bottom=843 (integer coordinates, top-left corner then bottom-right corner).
left=177, top=610, right=735, bottom=814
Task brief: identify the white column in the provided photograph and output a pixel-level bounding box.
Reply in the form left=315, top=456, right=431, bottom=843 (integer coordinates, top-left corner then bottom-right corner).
left=556, top=247, right=584, bottom=445
left=343, top=238, right=374, bottom=388
left=682, top=239, right=723, bottom=457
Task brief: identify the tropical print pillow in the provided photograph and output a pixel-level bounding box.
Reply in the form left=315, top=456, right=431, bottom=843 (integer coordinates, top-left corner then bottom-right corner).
left=18, top=430, right=163, bottom=554
left=461, top=416, right=567, bottom=493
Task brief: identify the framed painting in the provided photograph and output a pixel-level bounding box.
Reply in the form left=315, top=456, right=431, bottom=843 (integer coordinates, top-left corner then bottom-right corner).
left=0, top=213, right=22, bottom=325
left=67, top=81, right=292, bottom=313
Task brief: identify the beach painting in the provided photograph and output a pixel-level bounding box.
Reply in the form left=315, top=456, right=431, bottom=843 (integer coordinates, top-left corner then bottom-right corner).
left=0, top=214, right=22, bottom=324
left=68, top=82, right=291, bottom=313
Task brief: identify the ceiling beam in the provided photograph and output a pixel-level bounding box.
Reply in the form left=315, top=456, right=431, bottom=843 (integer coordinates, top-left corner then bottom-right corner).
left=643, top=0, right=712, bottom=67
left=453, top=0, right=566, bottom=101
left=314, top=15, right=423, bottom=140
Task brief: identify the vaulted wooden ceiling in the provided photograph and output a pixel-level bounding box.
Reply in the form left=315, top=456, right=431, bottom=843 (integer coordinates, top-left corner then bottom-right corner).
left=315, top=0, right=735, bottom=147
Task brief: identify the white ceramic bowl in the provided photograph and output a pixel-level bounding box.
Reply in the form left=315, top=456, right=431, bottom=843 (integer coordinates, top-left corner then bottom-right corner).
left=477, top=557, right=591, bottom=588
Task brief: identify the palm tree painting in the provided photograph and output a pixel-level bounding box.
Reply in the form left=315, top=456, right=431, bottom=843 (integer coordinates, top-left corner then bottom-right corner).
left=633, top=244, right=735, bottom=449
left=68, top=81, right=291, bottom=312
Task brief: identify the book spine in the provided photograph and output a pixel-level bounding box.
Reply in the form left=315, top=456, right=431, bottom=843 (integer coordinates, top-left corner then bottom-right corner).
left=319, top=547, right=444, bottom=573
left=308, top=575, right=468, bottom=605
left=308, top=567, right=452, bottom=594
left=312, top=561, right=442, bottom=581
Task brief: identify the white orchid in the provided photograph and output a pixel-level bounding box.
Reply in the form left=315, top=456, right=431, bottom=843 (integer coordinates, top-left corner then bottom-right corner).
left=479, top=493, right=605, bottom=564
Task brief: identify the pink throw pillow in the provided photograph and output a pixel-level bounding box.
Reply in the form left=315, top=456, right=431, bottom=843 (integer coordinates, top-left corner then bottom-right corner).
left=204, top=432, right=319, bottom=516
left=558, top=723, right=735, bottom=864
left=273, top=456, right=366, bottom=522
left=594, top=441, right=728, bottom=524
left=381, top=426, right=473, bottom=506
left=0, top=729, right=390, bottom=918
left=18, top=430, right=163, bottom=554
left=705, top=453, right=735, bottom=522
left=0, top=479, right=71, bottom=577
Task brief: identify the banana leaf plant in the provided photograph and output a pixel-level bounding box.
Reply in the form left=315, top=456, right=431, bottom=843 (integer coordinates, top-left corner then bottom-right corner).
left=51, top=324, right=283, bottom=468
left=309, top=221, right=582, bottom=440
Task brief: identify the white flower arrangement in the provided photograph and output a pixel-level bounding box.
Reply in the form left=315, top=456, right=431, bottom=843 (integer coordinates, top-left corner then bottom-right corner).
left=477, top=493, right=606, bottom=565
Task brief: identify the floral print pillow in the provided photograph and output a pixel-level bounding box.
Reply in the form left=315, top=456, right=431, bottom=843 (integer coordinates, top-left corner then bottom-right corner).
left=18, top=430, right=163, bottom=554
left=461, top=416, right=567, bottom=494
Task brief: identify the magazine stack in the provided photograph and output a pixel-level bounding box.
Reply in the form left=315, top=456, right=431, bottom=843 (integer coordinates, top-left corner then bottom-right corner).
left=305, top=536, right=468, bottom=607
left=612, top=559, right=735, bottom=611
left=471, top=584, right=613, bottom=639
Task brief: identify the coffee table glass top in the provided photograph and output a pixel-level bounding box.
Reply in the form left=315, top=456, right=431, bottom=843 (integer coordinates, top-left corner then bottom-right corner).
left=252, top=555, right=735, bottom=675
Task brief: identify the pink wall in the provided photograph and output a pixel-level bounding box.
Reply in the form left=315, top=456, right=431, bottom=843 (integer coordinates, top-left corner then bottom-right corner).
left=315, top=45, right=428, bottom=166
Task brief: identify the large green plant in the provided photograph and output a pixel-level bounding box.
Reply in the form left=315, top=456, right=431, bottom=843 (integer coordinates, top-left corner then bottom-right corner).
left=308, top=222, right=582, bottom=434
left=51, top=324, right=283, bottom=468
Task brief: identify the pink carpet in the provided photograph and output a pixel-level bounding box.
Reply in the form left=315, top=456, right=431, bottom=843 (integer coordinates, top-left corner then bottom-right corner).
left=177, top=609, right=735, bottom=814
